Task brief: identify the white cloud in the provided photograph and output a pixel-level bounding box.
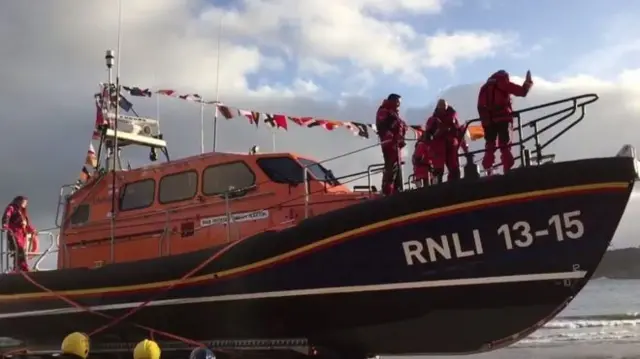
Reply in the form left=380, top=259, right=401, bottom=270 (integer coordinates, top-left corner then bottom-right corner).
left=423, top=31, right=516, bottom=69
left=253, top=78, right=322, bottom=98
left=261, top=56, right=287, bottom=71
left=198, top=0, right=515, bottom=83
left=299, top=58, right=341, bottom=76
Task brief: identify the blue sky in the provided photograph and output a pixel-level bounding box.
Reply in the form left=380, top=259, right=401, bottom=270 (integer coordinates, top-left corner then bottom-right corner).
left=204, top=0, right=640, bottom=107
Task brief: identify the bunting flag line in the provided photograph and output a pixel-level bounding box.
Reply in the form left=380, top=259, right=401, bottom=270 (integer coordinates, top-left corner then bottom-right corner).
left=117, top=83, right=484, bottom=142
left=213, top=102, right=433, bottom=140
left=120, top=85, right=220, bottom=105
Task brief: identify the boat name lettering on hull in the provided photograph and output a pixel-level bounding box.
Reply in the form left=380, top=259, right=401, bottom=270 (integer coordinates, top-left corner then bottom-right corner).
left=498, top=210, right=584, bottom=250
left=402, top=210, right=585, bottom=266
left=201, top=210, right=270, bottom=227
left=402, top=230, right=484, bottom=265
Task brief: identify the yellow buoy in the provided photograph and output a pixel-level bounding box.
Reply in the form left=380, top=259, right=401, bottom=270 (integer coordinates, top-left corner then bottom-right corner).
left=60, top=332, right=90, bottom=359
left=133, top=339, right=161, bottom=359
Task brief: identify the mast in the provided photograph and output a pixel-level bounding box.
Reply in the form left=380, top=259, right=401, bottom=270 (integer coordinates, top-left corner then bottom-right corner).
left=200, top=101, right=205, bottom=154
left=103, top=50, right=114, bottom=170
left=109, top=0, right=124, bottom=263
left=212, top=15, right=223, bottom=152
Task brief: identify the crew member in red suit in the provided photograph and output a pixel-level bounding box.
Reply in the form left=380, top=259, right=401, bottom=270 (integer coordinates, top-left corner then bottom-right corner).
left=412, top=132, right=433, bottom=188
left=376, top=93, right=407, bottom=195
left=477, top=70, right=533, bottom=175
left=2, top=196, right=36, bottom=272
left=424, top=99, right=472, bottom=183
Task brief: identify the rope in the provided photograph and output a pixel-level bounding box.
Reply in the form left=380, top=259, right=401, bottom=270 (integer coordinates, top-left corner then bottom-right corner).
left=18, top=270, right=205, bottom=347
left=1, top=162, right=385, bottom=357
left=1, top=347, right=28, bottom=358
left=87, top=235, right=244, bottom=336
left=3, top=232, right=247, bottom=356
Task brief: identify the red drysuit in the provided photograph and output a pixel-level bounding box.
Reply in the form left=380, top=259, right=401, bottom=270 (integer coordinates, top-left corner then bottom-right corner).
left=424, top=105, right=469, bottom=182
left=2, top=196, right=35, bottom=272
left=412, top=136, right=433, bottom=187
left=477, top=70, right=533, bottom=174
left=376, top=95, right=407, bottom=195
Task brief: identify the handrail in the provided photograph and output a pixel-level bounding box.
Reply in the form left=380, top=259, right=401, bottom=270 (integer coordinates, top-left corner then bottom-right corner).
left=301, top=93, right=600, bottom=218
left=54, top=184, right=79, bottom=228
left=32, top=231, right=58, bottom=271
left=0, top=229, right=58, bottom=273
left=56, top=183, right=261, bottom=266
left=47, top=93, right=600, bottom=267
left=63, top=187, right=269, bottom=233
left=459, top=93, right=599, bottom=167
left=302, top=140, right=397, bottom=218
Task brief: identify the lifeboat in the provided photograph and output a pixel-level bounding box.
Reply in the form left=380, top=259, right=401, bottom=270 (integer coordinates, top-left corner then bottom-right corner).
left=0, top=64, right=638, bottom=359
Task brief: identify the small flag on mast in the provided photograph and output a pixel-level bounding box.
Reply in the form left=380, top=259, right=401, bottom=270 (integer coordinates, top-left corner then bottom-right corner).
left=77, top=143, right=98, bottom=185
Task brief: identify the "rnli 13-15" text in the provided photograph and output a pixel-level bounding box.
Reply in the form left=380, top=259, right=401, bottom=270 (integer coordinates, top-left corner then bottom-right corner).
left=401, top=210, right=585, bottom=265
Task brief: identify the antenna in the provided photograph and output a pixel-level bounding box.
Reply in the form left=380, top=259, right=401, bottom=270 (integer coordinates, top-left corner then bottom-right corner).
left=99, top=49, right=115, bottom=171
left=200, top=101, right=205, bottom=154
left=109, top=0, right=124, bottom=264
left=212, top=15, right=223, bottom=152
left=106, top=50, right=114, bottom=83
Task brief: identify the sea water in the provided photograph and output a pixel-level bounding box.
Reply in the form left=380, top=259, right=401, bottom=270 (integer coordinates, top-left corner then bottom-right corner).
left=406, top=279, right=640, bottom=359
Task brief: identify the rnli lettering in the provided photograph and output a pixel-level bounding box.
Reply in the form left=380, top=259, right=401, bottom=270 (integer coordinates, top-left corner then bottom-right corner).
left=401, top=210, right=585, bottom=266
left=402, top=230, right=484, bottom=265
left=200, top=210, right=270, bottom=227
left=498, top=210, right=584, bottom=250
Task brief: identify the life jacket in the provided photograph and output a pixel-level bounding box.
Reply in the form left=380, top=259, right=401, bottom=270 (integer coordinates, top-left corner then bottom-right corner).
left=2, top=204, right=24, bottom=229
left=376, top=102, right=406, bottom=143
left=426, top=107, right=460, bottom=140
left=412, top=140, right=433, bottom=180
left=376, top=106, right=398, bottom=136
left=413, top=140, right=431, bottom=167
left=477, top=71, right=513, bottom=123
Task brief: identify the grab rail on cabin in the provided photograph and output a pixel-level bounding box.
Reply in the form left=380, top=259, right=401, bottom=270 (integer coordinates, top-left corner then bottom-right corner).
left=55, top=183, right=261, bottom=267
left=0, top=229, right=58, bottom=273
left=55, top=184, right=80, bottom=228
left=157, top=184, right=260, bottom=256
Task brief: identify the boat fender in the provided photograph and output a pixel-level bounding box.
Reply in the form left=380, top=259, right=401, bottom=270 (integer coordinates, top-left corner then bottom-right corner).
left=60, top=332, right=90, bottom=359
left=133, top=339, right=161, bottom=359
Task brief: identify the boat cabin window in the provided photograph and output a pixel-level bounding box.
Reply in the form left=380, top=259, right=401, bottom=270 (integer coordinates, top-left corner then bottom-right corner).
left=69, top=203, right=90, bottom=226
left=257, top=157, right=339, bottom=185
left=119, top=179, right=156, bottom=211
left=298, top=158, right=340, bottom=185
left=257, top=157, right=304, bottom=184
left=202, top=161, right=256, bottom=196
left=158, top=170, right=198, bottom=204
